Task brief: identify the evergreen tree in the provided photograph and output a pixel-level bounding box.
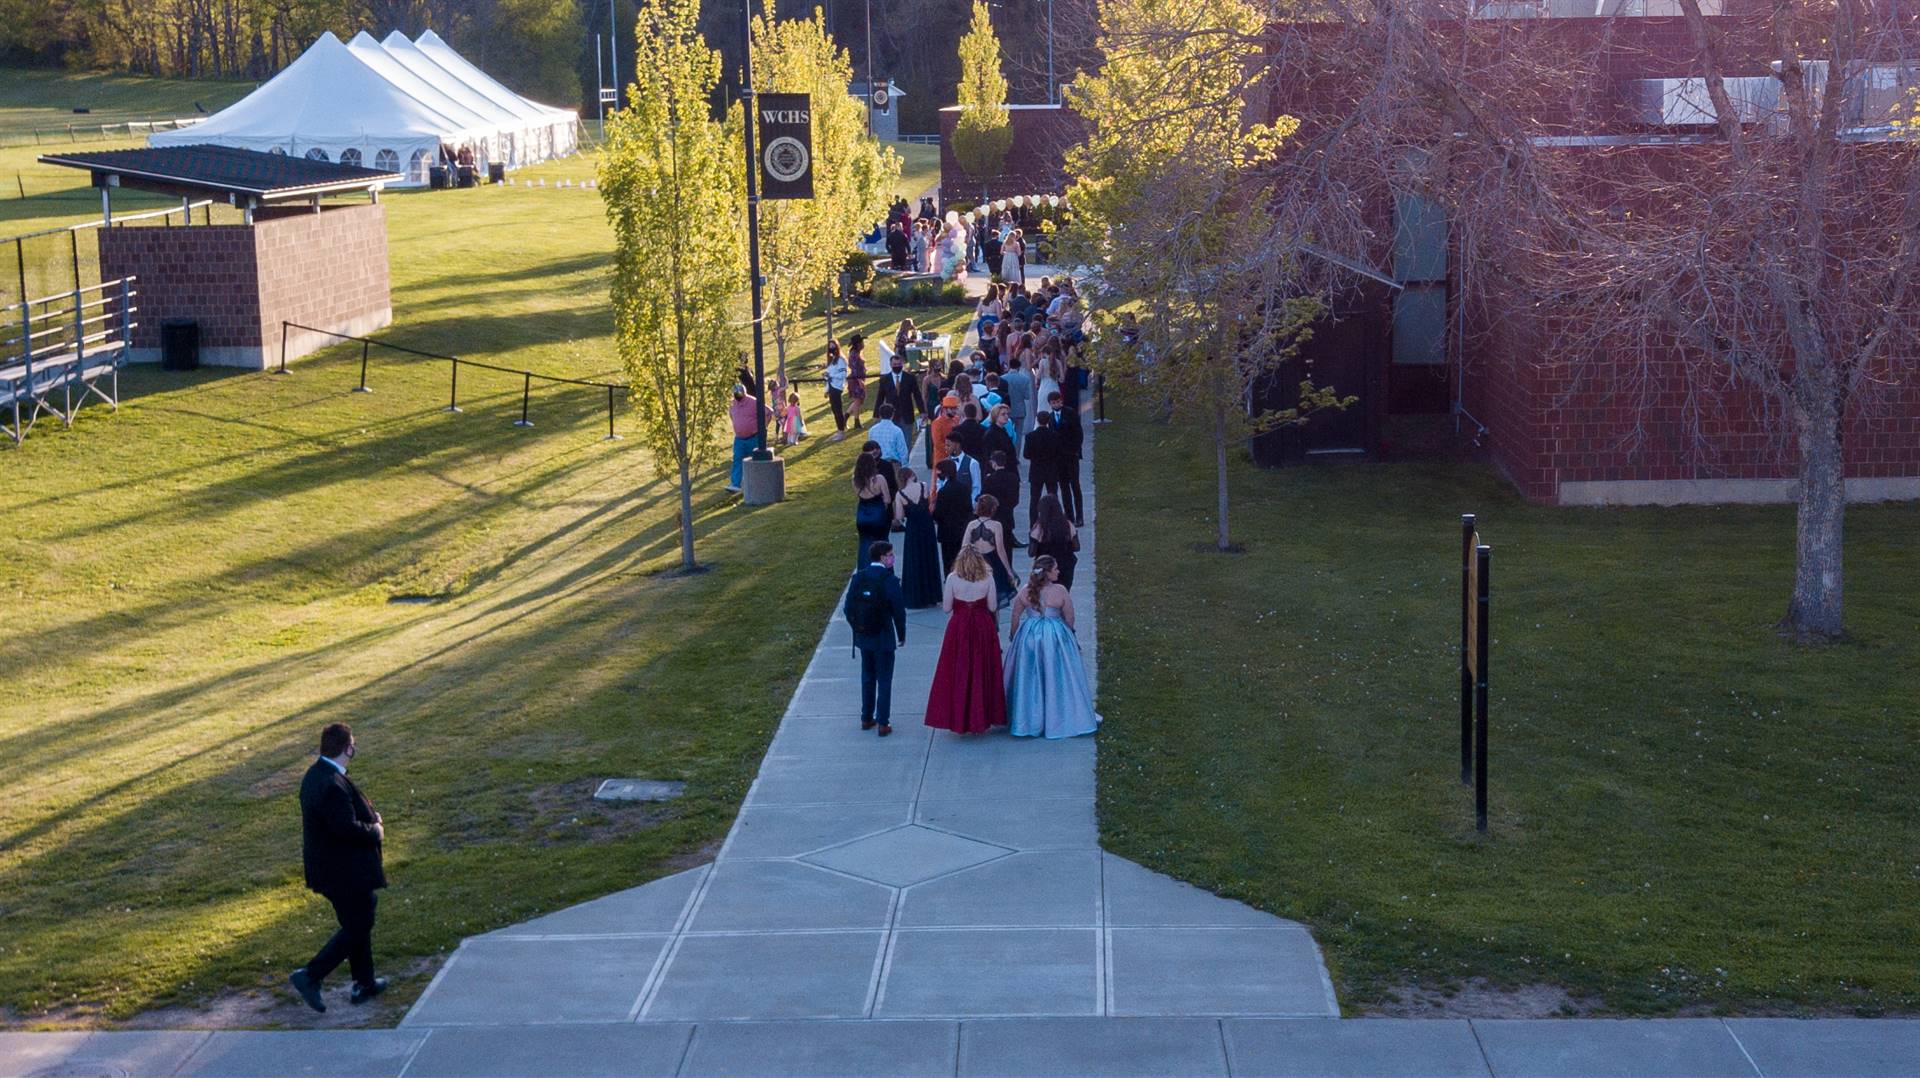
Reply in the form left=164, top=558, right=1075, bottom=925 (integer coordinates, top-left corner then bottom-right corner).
left=950, top=0, right=1010, bottom=199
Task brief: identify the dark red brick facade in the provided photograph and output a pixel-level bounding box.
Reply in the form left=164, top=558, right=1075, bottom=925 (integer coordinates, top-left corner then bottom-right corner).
left=939, top=105, right=1085, bottom=202
left=99, top=203, right=392, bottom=370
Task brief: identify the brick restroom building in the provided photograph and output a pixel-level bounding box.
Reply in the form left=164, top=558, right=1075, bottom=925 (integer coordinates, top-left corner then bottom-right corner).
left=41, top=145, right=401, bottom=370
left=1251, top=4, right=1920, bottom=505
left=976, top=5, right=1920, bottom=505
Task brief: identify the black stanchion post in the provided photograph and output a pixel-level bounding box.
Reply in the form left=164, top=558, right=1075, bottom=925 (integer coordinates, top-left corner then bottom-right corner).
left=605, top=384, right=620, bottom=440
left=1474, top=543, right=1491, bottom=834
left=354, top=339, right=372, bottom=393
left=446, top=358, right=462, bottom=412
left=1459, top=513, right=1475, bottom=786
left=1095, top=372, right=1107, bottom=423
left=514, top=371, right=533, bottom=427
left=276, top=321, right=290, bottom=374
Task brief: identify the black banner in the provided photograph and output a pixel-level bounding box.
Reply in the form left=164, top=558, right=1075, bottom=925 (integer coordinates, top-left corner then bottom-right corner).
left=757, top=92, right=813, bottom=200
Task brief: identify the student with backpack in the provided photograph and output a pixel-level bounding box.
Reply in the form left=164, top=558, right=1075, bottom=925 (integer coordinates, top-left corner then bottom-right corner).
left=843, top=542, right=908, bottom=736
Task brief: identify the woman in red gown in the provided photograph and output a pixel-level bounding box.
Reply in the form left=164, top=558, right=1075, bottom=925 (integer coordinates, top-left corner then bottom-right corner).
left=924, top=546, right=1008, bottom=734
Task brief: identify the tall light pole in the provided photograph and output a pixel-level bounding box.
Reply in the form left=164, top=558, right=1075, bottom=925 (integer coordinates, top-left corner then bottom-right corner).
left=609, top=0, right=619, bottom=111
left=742, top=0, right=771, bottom=458
left=1046, top=0, right=1055, bottom=104
left=864, top=0, right=874, bottom=136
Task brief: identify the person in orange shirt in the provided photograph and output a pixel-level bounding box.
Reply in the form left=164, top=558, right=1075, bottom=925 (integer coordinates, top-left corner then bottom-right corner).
left=929, top=394, right=961, bottom=473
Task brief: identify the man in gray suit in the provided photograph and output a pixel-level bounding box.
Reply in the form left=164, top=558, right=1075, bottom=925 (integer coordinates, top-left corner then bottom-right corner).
left=1001, top=356, right=1033, bottom=441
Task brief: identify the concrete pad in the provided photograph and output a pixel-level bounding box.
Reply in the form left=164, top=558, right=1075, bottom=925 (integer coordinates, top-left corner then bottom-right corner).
left=1109, top=928, right=1335, bottom=1016
left=928, top=728, right=1095, bottom=764
left=804, top=825, right=1010, bottom=886
left=404, top=1024, right=693, bottom=1077
left=917, top=797, right=1098, bottom=850
left=1472, top=1019, right=1756, bottom=1078
left=746, top=754, right=927, bottom=806
left=722, top=803, right=912, bottom=860
left=1725, top=1019, right=1920, bottom=1077
left=959, top=1017, right=1229, bottom=1077
left=1224, top=1018, right=1489, bottom=1077
left=0, top=1031, right=209, bottom=1077
left=405, top=936, right=666, bottom=1025
left=646, top=931, right=882, bottom=1020
left=917, top=747, right=1095, bottom=801
left=175, top=1030, right=424, bottom=1076
left=898, top=850, right=1102, bottom=927
left=486, top=866, right=705, bottom=937
left=767, top=715, right=933, bottom=756
left=685, top=860, right=892, bottom=933
left=878, top=929, right=1099, bottom=1017
left=1102, top=855, right=1296, bottom=928
left=680, top=1020, right=959, bottom=1077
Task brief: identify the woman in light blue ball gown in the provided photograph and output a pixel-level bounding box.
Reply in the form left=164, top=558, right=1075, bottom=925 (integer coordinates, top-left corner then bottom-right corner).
left=1004, top=555, right=1101, bottom=739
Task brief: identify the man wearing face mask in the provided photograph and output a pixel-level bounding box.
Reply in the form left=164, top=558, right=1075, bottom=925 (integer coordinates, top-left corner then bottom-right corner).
left=288, top=723, right=387, bottom=1013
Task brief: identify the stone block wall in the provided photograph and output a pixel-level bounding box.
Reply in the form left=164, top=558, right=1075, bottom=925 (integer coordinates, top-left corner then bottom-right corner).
left=98, top=203, right=392, bottom=369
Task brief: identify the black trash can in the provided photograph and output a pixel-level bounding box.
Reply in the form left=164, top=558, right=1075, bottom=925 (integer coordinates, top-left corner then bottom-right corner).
left=487, top=162, right=505, bottom=184
left=429, top=165, right=449, bottom=189
left=457, top=165, right=477, bottom=188
left=160, top=320, right=199, bottom=371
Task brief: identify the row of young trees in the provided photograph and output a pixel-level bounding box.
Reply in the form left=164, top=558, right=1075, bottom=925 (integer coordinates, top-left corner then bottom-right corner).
left=600, top=0, right=898, bottom=570
left=1, top=0, right=586, bottom=106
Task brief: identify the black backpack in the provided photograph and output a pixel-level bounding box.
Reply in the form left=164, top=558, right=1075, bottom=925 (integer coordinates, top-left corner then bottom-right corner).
left=845, top=570, right=889, bottom=637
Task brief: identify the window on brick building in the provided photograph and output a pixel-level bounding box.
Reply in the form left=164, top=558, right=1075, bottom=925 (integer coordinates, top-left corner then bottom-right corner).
left=340, top=148, right=362, bottom=168
left=1391, top=191, right=1450, bottom=365
left=305, top=148, right=329, bottom=162
left=375, top=149, right=399, bottom=172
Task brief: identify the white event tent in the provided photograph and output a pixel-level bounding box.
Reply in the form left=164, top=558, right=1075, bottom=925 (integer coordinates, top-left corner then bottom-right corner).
left=150, top=30, right=580, bottom=186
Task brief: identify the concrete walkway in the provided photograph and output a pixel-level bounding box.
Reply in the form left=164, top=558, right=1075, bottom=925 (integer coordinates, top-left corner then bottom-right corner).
left=399, top=420, right=1339, bottom=1029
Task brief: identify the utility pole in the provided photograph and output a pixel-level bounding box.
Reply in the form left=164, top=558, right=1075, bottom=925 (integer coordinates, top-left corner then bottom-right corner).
left=864, top=0, right=874, bottom=136
left=595, top=33, right=605, bottom=131
left=609, top=0, right=619, bottom=112
left=1046, top=0, right=1055, bottom=104
left=742, top=0, right=770, bottom=458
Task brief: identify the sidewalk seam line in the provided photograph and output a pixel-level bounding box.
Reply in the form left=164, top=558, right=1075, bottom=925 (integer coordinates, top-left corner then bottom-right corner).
left=394, top=1027, right=434, bottom=1077
left=1722, top=1017, right=1765, bottom=1077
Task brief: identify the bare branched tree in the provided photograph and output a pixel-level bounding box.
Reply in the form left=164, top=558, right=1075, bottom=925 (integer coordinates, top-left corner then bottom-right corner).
left=1100, top=0, right=1917, bottom=636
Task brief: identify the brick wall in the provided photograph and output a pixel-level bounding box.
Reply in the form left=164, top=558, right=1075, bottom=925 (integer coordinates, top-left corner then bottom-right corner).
left=97, top=202, right=392, bottom=369
left=939, top=106, right=1085, bottom=202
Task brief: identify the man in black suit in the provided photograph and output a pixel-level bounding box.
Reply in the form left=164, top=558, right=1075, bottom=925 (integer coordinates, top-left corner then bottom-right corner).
left=288, top=723, right=387, bottom=1013
left=1023, top=412, right=1062, bottom=532
left=1047, top=390, right=1085, bottom=525
left=953, top=402, right=988, bottom=461
left=872, top=355, right=922, bottom=444
left=844, top=542, right=908, bottom=736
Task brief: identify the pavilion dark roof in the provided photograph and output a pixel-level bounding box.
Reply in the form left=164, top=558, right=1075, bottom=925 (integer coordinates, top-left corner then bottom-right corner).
left=38, top=144, right=401, bottom=201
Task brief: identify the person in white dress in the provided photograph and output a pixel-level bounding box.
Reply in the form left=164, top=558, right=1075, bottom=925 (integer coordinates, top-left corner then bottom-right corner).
left=1000, top=229, right=1024, bottom=286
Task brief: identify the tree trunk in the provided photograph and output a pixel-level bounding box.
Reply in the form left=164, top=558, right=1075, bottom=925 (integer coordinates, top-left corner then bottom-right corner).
left=1213, top=388, right=1231, bottom=552
left=1785, top=391, right=1846, bottom=637
left=678, top=452, right=697, bottom=571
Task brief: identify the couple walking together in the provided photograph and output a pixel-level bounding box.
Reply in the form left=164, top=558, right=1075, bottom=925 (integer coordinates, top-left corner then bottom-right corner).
left=844, top=543, right=1098, bottom=740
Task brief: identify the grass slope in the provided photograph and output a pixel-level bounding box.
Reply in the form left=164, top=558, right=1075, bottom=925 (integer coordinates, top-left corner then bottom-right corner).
left=0, top=143, right=971, bottom=1024
left=1093, top=397, right=1920, bottom=1016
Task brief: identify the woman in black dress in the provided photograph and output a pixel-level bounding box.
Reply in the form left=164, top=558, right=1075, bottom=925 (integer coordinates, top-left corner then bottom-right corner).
left=1028, top=493, right=1079, bottom=589
left=894, top=466, right=943, bottom=608
left=853, top=451, right=892, bottom=569
left=931, top=459, right=975, bottom=575
left=966, top=494, right=1016, bottom=607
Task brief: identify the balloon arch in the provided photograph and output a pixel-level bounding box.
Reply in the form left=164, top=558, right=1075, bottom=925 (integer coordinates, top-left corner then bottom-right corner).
left=873, top=193, right=1068, bottom=233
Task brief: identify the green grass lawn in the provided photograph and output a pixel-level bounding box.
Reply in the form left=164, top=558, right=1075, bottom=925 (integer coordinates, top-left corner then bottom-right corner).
left=0, top=67, right=254, bottom=146
left=0, top=135, right=971, bottom=1025
left=890, top=140, right=941, bottom=202
left=1093, top=397, right=1920, bottom=1017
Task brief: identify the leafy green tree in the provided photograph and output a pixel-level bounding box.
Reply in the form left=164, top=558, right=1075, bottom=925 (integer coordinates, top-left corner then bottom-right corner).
left=750, top=10, right=900, bottom=388
left=950, top=0, right=1011, bottom=200
left=598, top=0, right=743, bottom=570
left=461, top=0, right=584, bottom=107
left=1063, top=0, right=1345, bottom=551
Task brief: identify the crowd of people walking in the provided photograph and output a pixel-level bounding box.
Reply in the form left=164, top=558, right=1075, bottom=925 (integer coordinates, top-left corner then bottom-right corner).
left=839, top=270, right=1099, bottom=743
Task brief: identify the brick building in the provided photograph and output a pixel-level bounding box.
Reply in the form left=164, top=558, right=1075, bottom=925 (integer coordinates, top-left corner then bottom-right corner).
left=1253, top=6, right=1920, bottom=505
left=42, top=145, right=400, bottom=370
left=938, top=104, right=1085, bottom=202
